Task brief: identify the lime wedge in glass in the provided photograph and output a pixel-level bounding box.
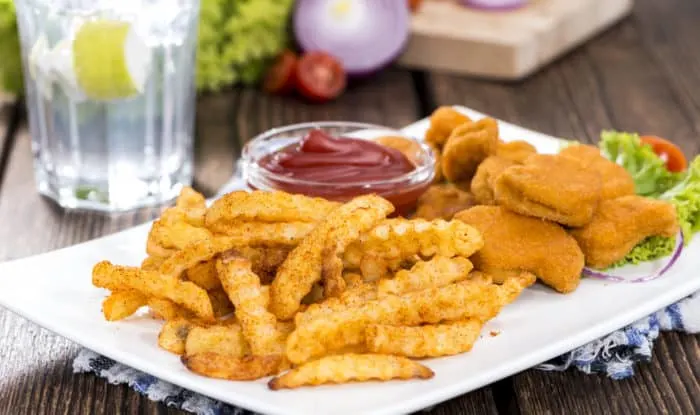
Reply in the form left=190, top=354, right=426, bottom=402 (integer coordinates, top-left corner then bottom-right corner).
left=72, top=19, right=152, bottom=100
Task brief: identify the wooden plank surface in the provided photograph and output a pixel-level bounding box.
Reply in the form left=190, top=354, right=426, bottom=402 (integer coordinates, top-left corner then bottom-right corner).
left=427, top=0, right=700, bottom=413
left=400, top=0, right=632, bottom=80
left=0, top=71, right=500, bottom=414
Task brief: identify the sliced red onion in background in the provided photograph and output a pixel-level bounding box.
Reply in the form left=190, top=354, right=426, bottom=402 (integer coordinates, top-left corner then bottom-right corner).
left=460, top=0, right=527, bottom=10
left=294, top=0, right=411, bottom=77
left=582, top=231, right=684, bottom=283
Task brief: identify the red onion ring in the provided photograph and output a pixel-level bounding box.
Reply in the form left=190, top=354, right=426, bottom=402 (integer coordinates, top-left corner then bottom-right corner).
left=294, top=0, right=410, bottom=77
left=460, top=0, right=527, bottom=10
left=582, top=231, right=684, bottom=283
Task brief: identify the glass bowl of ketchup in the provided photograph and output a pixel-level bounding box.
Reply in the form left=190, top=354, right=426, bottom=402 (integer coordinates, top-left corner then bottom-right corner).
left=242, top=122, right=436, bottom=216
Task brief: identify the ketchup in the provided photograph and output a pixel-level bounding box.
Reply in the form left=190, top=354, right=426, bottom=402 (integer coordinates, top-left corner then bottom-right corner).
left=252, top=129, right=432, bottom=215
left=259, top=129, right=415, bottom=182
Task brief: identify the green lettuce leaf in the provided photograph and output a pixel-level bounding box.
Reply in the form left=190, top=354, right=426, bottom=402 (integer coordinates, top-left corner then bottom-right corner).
left=609, top=236, right=675, bottom=268
left=599, top=131, right=682, bottom=197
left=660, top=155, right=700, bottom=240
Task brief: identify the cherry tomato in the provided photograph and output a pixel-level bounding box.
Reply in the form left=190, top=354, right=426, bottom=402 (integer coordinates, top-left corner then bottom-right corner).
left=263, top=50, right=298, bottom=94
left=295, top=51, right=347, bottom=103
left=640, top=135, right=688, bottom=172
left=408, top=0, right=423, bottom=12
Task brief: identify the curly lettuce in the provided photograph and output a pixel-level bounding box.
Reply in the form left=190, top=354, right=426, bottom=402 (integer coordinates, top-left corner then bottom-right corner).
left=599, top=131, right=700, bottom=266
left=599, top=131, right=682, bottom=197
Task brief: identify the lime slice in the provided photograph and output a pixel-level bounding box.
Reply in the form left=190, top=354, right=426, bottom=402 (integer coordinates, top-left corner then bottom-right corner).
left=72, top=19, right=151, bottom=100
left=51, top=39, right=85, bottom=102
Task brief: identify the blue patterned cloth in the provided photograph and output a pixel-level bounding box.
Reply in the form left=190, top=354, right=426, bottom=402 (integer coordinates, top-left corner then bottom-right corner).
left=73, top=292, right=700, bottom=415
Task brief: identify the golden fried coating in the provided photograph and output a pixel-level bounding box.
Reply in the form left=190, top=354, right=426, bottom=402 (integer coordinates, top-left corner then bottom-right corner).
left=414, top=183, right=477, bottom=220
left=158, top=319, right=196, bottom=354
left=471, top=156, right=516, bottom=205
left=366, top=320, right=483, bottom=358
left=570, top=196, right=679, bottom=269
left=270, top=195, right=393, bottom=320
left=559, top=144, right=635, bottom=200
left=496, top=140, right=537, bottom=164
left=431, top=144, right=444, bottom=183
left=455, top=206, right=584, bottom=293
left=377, top=256, right=473, bottom=296
left=185, top=324, right=250, bottom=357
left=425, top=107, right=472, bottom=149
left=494, top=154, right=602, bottom=227
left=442, top=118, right=500, bottom=184
left=147, top=297, right=191, bottom=321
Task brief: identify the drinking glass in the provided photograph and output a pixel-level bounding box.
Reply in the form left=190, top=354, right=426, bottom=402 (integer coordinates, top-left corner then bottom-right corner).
left=14, top=0, right=200, bottom=212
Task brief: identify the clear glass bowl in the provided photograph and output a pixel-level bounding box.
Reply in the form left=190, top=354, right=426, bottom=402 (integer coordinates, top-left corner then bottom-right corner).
left=242, top=121, right=436, bottom=215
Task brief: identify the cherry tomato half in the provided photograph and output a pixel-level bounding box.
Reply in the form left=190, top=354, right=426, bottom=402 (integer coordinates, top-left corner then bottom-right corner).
left=263, top=50, right=298, bottom=94
left=295, top=51, right=347, bottom=103
left=640, top=135, right=688, bottom=172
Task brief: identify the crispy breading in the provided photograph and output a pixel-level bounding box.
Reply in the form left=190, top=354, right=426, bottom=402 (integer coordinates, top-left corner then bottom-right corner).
left=496, top=140, right=537, bottom=164
left=425, top=107, right=472, bottom=149
left=205, top=190, right=339, bottom=230
left=494, top=154, right=602, bottom=227
left=268, top=354, right=434, bottom=390
left=366, top=320, right=484, bottom=358
left=455, top=206, right=584, bottom=293
left=442, top=118, right=500, bottom=183
left=559, top=144, right=635, bottom=200
left=471, top=156, right=517, bottom=205
left=570, top=195, right=679, bottom=269
left=414, top=183, right=477, bottom=220
left=270, top=195, right=393, bottom=320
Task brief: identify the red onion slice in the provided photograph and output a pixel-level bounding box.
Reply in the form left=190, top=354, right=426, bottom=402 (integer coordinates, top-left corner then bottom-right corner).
left=582, top=231, right=684, bottom=283
left=460, top=0, right=527, bottom=10
left=294, top=0, right=410, bottom=76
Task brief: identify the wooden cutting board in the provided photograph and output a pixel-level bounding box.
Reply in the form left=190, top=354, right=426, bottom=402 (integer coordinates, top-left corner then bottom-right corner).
left=399, top=0, right=633, bottom=80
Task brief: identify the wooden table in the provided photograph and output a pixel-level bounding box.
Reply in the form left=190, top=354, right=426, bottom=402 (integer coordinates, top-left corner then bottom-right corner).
left=1, top=0, right=699, bottom=413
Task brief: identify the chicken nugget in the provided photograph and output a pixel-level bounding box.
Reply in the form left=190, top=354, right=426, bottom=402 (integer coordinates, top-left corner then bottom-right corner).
left=425, top=107, right=472, bottom=149
left=559, top=144, right=635, bottom=200
left=494, top=154, right=602, bottom=227
left=442, top=118, right=500, bottom=183
left=496, top=140, right=537, bottom=164
left=414, top=183, right=477, bottom=220
left=471, top=156, right=516, bottom=205
left=455, top=206, right=584, bottom=293
left=570, top=195, right=679, bottom=269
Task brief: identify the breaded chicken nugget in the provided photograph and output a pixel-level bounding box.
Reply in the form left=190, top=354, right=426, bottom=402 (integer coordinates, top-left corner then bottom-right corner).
left=494, top=154, right=602, bottom=227
left=425, top=107, right=472, bottom=149
left=414, top=183, right=477, bottom=220
left=570, top=195, right=679, bottom=269
left=559, top=144, right=635, bottom=200
left=496, top=140, right=537, bottom=164
left=471, top=156, right=516, bottom=205
left=442, top=118, right=500, bottom=184
left=455, top=206, right=584, bottom=293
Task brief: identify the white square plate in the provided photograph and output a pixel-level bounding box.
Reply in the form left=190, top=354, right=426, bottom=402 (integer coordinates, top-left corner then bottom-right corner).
left=0, top=106, right=698, bottom=415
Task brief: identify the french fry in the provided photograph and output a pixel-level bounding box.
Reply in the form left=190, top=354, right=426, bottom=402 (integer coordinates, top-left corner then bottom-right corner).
left=366, top=320, right=484, bottom=357
left=207, top=222, right=316, bottom=247
left=377, top=256, right=473, bottom=296
left=182, top=353, right=283, bottom=381
left=184, top=324, right=250, bottom=357
left=270, top=195, right=393, bottom=320
left=158, top=319, right=196, bottom=355
left=217, top=257, right=284, bottom=355
left=147, top=219, right=213, bottom=252
left=294, top=282, right=377, bottom=327
left=102, top=290, right=147, bottom=321
left=140, top=255, right=165, bottom=271
left=93, top=261, right=214, bottom=321
left=186, top=260, right=221, bottom=290
left=268, top=354, right=434, bottom=390
left=205, top=190, right=340, bottom=227
left=148, top=297, right=191, bottom=321
left=286, top=279, right=522, bottom=364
